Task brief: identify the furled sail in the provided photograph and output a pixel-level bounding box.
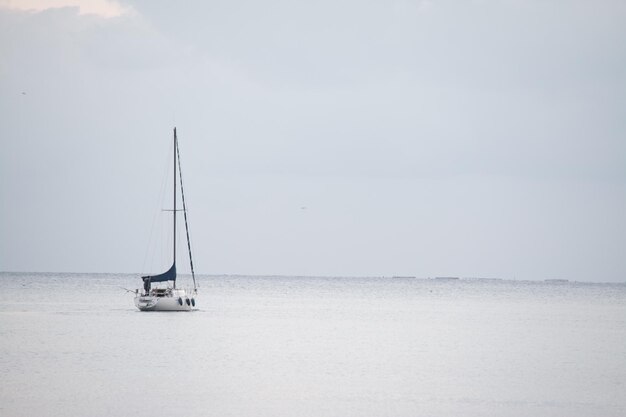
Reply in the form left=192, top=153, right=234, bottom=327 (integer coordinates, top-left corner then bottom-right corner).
left=142, top=263, right=176, bottom=283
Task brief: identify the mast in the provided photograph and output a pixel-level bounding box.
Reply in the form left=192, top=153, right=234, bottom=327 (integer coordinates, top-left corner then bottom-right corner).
left=137, top=128, right=182, bottom=291
left=173, top=127, right=177, bottom=288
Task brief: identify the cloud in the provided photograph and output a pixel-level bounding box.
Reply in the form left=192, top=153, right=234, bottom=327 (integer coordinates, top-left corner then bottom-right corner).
left=0, top=0, right=131, bottom=18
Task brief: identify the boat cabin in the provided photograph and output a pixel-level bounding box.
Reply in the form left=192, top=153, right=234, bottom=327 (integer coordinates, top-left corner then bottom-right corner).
left=151, top=288, right=170, bottom=297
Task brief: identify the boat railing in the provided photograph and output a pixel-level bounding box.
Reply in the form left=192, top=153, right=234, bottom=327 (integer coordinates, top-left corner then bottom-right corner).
left=135, top=286, right=197, bottom=297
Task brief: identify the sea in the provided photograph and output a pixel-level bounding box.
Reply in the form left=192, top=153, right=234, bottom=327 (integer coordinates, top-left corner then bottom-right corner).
left=0, top=272, right=624, bottom=417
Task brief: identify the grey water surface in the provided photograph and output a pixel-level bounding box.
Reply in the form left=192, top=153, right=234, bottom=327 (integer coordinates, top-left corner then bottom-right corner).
left=1, top=272, right=624, bottom=417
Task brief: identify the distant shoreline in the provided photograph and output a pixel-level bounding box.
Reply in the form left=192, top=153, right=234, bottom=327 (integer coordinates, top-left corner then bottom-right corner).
left=1, top=271, right=624, bottom=285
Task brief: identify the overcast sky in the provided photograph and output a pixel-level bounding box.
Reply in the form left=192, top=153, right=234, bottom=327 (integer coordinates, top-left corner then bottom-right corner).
left=1, top=0, right=625, bottom=281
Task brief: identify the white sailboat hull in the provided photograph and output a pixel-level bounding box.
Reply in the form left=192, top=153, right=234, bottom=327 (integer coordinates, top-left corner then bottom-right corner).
left=134, top=289, right=197, bottom=312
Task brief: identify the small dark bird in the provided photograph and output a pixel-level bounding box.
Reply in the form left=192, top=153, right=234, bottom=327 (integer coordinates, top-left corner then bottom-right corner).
left=21, top=92, right=26, bottom=95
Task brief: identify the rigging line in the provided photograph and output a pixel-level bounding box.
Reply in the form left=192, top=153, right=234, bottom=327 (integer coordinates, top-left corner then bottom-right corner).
left=141, top=137, right=174, bottom=276
left=176, top=134, right=197, bottom=291
left=187, top=219, right=200, bottom=288
left=156, top=144, right=174, bottom=276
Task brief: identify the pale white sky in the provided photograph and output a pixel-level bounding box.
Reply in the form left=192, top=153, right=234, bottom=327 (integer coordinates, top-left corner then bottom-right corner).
left=0, top=0, right=129, bottom=17
left=1, top=0, right=625, bottom=281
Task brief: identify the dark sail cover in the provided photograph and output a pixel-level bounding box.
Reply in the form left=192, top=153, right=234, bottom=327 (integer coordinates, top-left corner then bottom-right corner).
left=142, top=263, right=176, bottom=283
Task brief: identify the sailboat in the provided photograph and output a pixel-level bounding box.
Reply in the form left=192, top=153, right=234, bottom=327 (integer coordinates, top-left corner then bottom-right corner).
left=134, top=127, right=198, bottom=311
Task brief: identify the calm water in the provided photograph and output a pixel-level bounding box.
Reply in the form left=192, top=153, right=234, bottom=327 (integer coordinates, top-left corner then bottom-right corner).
left=0, top=273, right=625, bottom=417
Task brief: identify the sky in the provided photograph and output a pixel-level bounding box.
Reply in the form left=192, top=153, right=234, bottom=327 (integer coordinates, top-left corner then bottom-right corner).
left=0, top=0, right=625, bottom=281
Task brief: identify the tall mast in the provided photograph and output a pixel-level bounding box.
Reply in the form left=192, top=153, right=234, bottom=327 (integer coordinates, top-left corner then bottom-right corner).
left=173, top=127, right=177, bottom=287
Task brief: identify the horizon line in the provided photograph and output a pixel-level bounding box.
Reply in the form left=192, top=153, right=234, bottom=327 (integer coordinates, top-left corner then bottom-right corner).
left=0, top=270, right=624, bottom=284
